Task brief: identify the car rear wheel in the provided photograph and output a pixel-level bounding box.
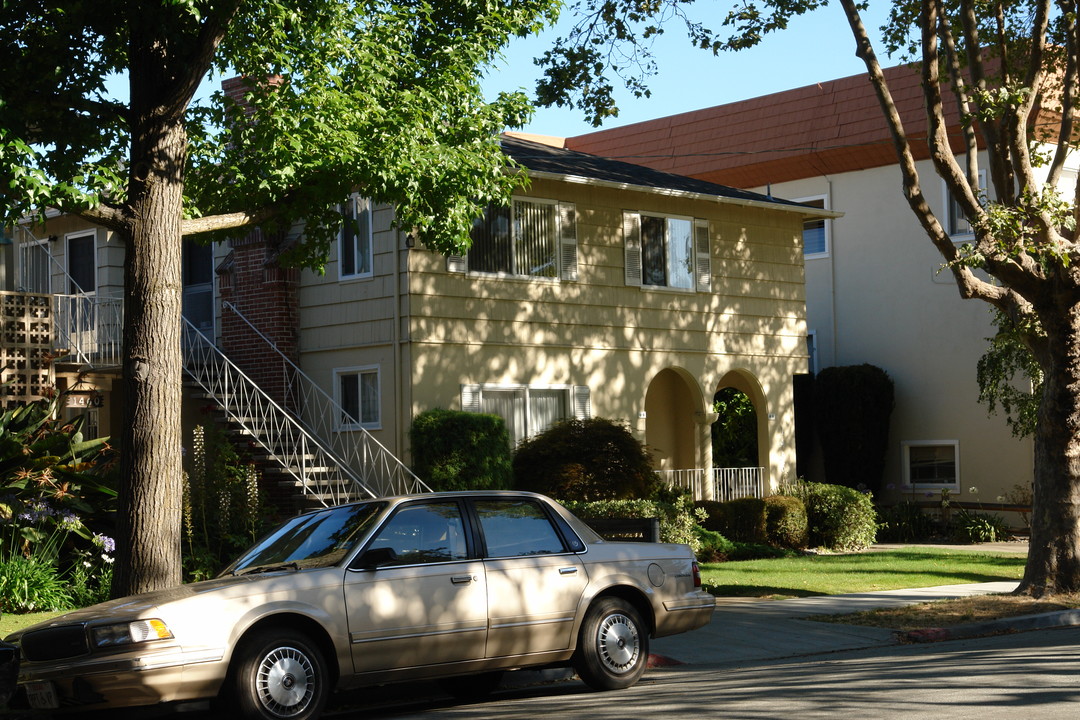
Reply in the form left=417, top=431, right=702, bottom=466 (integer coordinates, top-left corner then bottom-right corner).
left=572, top=597, right=649, bottom=691
left=229, top=629, right=329, bottom=720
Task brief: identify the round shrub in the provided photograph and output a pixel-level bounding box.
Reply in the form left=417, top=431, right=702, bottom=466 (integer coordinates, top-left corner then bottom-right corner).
left=409, top=408, right=513, bottom=491
left=513, top=417, right=656, bottom=501
left=764, top=495, right=809, bottom=549
left=791, top=481, right=877, bottom=550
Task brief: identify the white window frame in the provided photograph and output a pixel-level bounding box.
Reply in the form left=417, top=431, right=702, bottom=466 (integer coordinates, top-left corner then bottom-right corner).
left=338, top=194, right=374, bottom=281
left=944, top=170, right=987, bottom=239
left=334, top=365, right=381, bottom=430
left=796, top=195, right=830, bottom=258
left=624, top=211, right=711, bottom=292
left=460, top=383, right=591, bottom=446
left=901, top=440, right=960, bottom=490
left=66, top=230, right=97, bottom=295
left=450, top=197, right=577, bottom=282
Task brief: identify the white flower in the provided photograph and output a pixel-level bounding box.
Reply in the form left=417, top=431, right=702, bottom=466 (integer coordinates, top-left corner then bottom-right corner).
left=968, top=487, right=979, bottom=495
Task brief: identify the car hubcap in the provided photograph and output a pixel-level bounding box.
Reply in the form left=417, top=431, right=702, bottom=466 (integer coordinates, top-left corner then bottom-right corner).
left=597, top=613, right=639, bottom=674
left=257, top=647, right=315, bottom=717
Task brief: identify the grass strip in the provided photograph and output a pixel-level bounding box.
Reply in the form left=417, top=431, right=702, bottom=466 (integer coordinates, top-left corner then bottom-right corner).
left=700, top=548, right=1025, bottom=598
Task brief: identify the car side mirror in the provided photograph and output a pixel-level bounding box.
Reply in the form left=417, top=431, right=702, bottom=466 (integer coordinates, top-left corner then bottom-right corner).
left=353, top=546, right=398, bottom=570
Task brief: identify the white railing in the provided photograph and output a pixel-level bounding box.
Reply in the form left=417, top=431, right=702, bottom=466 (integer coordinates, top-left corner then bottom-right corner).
left=657, top=467, right=766, bottom=502
left=53, top=293, right=123, bottom=367
left=712, top=467, right=766, bottom=502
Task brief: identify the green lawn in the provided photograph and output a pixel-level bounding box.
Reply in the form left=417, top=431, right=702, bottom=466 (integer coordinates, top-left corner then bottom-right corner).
left=700, top=547, right=1026, bottom=598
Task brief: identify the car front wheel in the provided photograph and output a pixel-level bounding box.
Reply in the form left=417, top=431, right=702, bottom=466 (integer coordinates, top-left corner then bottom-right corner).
left=573, top=597, right=649, bottom=691
left=229, top=628, right=329, bottom=720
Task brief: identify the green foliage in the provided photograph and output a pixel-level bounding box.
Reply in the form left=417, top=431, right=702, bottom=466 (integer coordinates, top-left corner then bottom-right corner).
left=695, top=498, right=767, bottom=544
left=513, top=417, right=658, bottom=501
left=951, top=508, right=1012, bottom=544
left=711, top=388, right=758, bottom=468
left=0, top=387, right=116, bottom=533
left=692, top=526, right=788, bottom=563
left=0, top=390, right=116, bottom=611
left=409, top=409, right=512, bottom=491
left=877, top=501, right=937, bottom=542
left=788, top=481, right=878, bottom=551
left=764, top=495, right=809, bottom=549
left=0, top=551, right=72, bottom=614
left=813, top=365, right=894, bottom=493
left=977, top=310, right=1042, bottom=439
left=561, top=496, right=707, bottom=552
left=182, top=425, right=267, bottom=582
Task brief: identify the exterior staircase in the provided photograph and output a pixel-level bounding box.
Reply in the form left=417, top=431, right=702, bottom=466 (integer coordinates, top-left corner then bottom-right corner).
left=182, top=317, right=430, bottom=509
left=5, top=224, right=429, bottom=511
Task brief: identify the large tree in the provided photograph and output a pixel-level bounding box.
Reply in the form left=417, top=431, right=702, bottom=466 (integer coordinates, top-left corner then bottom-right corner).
left=536, top=0, right=1080, bottom=595
left=0, top=0, right=556, bottom=596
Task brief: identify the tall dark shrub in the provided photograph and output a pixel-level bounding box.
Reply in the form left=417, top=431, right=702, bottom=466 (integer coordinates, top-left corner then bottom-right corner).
left=409, top=409, right=513, bottom=491
left=513, top=417, right=656, bottom=501
left=814, top=364, right=894, bottom=493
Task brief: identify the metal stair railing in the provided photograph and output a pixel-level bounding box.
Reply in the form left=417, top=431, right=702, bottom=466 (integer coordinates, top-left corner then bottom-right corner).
left=183, top=316, right=428, bottom=503
left=182, top=318, right=375, bottom=505
left=220, top=301, right=431, bottom=498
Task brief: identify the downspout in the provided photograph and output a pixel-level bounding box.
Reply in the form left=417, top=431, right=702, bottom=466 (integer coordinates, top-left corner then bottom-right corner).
left=393, top=229, right=404, bottom=458
left=827, top=178, right=838, bottom=364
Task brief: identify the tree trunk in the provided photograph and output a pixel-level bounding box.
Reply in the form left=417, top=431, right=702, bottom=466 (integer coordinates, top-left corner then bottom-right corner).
left=1021, top=300, right=1080, bottom=596
left=111, top=101, right=188, bottom=597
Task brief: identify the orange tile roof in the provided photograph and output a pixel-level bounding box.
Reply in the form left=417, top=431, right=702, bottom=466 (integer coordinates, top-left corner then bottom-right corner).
left=565, top=64, right=968, bottom=188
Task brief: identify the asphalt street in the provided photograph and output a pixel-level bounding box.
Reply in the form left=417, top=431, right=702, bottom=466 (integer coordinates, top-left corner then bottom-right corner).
left=339, top=626, right=1080, bottom=719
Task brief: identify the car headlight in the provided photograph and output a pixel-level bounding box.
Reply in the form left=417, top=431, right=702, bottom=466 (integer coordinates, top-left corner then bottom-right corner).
left=90, top=619, right=174, bottom=648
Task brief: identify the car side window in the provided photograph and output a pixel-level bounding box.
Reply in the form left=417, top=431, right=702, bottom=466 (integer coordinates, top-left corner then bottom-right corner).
left=475, top=499, right=567, bottom=558
left=365, top=502, right=468, bottom=566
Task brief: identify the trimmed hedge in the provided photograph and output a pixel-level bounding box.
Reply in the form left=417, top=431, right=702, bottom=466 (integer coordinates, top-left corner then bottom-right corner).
left=788, top=481, right=877, bottom=550
left=409, top=408, right=512, bottom=491
left=560, top=496, right=706, bottom=552
left=695, top=498, right=767, bottom=544
left=764, top=495, right=809, bottom=549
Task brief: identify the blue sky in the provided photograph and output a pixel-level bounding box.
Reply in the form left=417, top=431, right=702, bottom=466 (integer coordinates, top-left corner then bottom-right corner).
left=482, top=3, right=895, bottom=138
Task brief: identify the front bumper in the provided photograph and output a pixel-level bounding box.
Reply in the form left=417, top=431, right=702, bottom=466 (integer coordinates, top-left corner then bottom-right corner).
left=16, top=645, right=228, bottom=711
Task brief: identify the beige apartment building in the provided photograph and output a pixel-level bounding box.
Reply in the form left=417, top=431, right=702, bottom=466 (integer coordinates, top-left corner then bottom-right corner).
left=1, top=135, right=831, bottom=508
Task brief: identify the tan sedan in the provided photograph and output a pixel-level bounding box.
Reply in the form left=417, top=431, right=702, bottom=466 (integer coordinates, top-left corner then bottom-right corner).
left=7, top=491, right=715, bottom=719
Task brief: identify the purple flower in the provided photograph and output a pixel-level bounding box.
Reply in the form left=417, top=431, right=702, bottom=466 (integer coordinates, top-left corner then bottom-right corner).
left=93, top=533, right=116, bottom=555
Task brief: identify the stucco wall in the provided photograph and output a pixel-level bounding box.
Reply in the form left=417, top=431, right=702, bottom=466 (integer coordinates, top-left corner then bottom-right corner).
left=751, top=159, right=1036, bottom=504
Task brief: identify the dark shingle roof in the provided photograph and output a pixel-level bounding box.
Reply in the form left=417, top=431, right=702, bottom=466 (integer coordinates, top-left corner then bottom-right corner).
left=500, top=134, right=810, bottom=211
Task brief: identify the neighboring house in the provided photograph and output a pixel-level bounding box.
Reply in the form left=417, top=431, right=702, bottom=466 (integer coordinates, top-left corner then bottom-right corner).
left=561, top=64, right=1062, bottom=508
left=0, top=134, right=832, bottom=509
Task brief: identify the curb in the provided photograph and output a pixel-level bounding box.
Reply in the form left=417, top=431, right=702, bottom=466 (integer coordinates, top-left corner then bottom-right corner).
left=647, top=653, right=684, bottom=668
left=896, top=608, right=1080, bottom=643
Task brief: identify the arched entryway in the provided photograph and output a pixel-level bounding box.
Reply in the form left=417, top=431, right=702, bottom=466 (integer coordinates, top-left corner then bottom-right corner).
left=712, top=370, right=768, bottom=500
left=644, top=368, right=699, bottom=471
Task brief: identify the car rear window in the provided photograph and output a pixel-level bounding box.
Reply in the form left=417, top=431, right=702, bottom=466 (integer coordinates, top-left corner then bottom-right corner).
left=474, top=499, right=567, bottom=558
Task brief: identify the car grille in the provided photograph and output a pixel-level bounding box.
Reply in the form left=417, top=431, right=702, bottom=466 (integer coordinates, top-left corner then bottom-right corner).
left=20, top=625, right=89, bottom=661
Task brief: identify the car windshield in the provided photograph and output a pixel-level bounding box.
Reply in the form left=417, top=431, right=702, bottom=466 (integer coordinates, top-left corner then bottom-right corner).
left=226, top=502, right=386, bottom=575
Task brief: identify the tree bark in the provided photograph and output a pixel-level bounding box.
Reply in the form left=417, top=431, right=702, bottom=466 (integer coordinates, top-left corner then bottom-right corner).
left=111, top=50, right=189, bottom=597
left=1022, top=298, right=1080, bottom=596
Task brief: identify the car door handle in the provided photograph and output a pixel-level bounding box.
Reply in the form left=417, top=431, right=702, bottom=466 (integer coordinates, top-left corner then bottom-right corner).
left=451, top=575, right=474, bottom=585
left=559, top=567, right=578, bottom=575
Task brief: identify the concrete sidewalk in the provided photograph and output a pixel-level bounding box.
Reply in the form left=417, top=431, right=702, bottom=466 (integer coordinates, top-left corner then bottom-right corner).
left=650, top=581, right=1022, bottom=666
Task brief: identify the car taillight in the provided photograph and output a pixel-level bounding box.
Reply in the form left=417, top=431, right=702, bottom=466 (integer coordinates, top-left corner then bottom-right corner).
left=692, top=560, right=702, bottom=588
